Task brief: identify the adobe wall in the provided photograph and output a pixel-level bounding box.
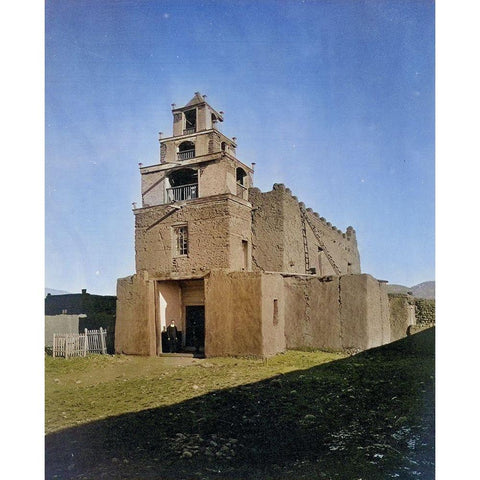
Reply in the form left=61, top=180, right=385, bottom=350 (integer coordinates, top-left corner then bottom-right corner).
left=227, top=198, right=253, bottom=271
left=260, top=273, right=287, bottom=356
left=250, top=184, right=361, bottom=275
left=340, top=274, right=390, bottom=350
left=249, top=186, right=285, bottom=272
left=283, top=276, right=342, bottom=351
left=141, top=167, right=167, bottom=207
left=204, top=271, right=264, bottom=357
left=134, top=195, right=251, bottom=277
left=283, top=274, right=390, bottom=352
left=199, top=156, right=246, bottom=198
left=388, top=294, right=416, bottom=341
left=115, top=273, right=156, bottom=355
left=368, top=278, right=391, bottom=347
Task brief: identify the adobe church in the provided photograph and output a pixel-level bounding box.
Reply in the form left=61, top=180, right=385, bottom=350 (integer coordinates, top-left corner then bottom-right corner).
left=115, top=93, right=413, bottom=357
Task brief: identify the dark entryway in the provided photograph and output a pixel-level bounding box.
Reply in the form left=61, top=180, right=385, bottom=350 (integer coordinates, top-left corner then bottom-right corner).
left=185, top=305, right=205, bottom=353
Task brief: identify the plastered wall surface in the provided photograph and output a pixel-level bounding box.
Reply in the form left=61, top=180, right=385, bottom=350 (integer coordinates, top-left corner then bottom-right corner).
left=249, top=187, right=285, bottom=272
left=135, top=195, right=251, bottom=277
left=227, top=200, right=253, bottom=271
left=157, top=281, right=183, bottom=353
left=339, top=274, right=390, bottom=350
left=283, top=274, right=389, bottom=352
left=204, top=271, right=263, bottom=357
left=250, top=184, right=361, bottom=275
left=115, top=273, right=156, bottom=355
left=141, top=169, right=167, bottom=206
left=389, top=294, right=416, bottom=341
left=199, top=159, right=232, bottom=197
left=364, top=276, right=391, bottom=348
left=283, top=276, right=342, bottom=351
left=260, top=273, right=286, bottom=356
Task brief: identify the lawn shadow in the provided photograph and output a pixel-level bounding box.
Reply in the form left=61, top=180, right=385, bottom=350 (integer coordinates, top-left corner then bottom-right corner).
left=46, top=328, right=434, bottom=480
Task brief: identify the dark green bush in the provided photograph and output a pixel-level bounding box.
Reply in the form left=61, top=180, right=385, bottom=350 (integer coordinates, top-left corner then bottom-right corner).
left=414, top=298, right=435, bottom=324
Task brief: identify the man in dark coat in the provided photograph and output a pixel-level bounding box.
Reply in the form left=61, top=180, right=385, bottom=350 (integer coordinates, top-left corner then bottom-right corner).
left=166, top=320, right=178, bottom=353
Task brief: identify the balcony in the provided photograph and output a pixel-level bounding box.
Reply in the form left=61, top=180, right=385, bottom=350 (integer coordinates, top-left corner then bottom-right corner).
left=177, top=149, right=195, bottom=161
left=166, top=183, right=198, bottom=203
left=183, top=128, right=195, bottom=135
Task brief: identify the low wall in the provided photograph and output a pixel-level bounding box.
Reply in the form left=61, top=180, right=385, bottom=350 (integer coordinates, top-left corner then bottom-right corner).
left=284, top=274, right=390, bottom=352
left=115, top=272, right=156, bottom=355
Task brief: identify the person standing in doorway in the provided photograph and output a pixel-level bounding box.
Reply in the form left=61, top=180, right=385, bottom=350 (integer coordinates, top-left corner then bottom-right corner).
left=166, top=320, right=178, bottom=353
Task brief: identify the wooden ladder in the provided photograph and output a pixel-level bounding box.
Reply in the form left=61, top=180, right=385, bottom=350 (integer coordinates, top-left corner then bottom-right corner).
left=300, top=206, right=341, bottom=275
left=300, top=211, right=310, bottom=273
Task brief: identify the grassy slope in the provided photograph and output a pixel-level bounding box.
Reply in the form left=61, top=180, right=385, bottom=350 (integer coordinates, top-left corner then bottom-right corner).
left=45, top=328, right=434, bottom=480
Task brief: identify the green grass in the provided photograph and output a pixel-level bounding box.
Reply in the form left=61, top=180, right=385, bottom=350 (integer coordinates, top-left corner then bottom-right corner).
left=45, top=351, right=345, bottom=433
left=45, top=328, right=434, bottom=480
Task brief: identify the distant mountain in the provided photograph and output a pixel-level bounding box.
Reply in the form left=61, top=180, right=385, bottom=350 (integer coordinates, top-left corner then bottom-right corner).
left=45, top=288, right=71, bottom=296
left=386, top=281, right=435, bottom=299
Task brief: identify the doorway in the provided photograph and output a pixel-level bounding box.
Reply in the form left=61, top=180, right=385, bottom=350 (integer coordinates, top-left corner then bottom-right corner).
left=185, top=305, right=205, bottom=353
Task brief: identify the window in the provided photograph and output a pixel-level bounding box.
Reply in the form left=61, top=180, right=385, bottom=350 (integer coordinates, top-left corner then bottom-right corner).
left=273, top=299, right=279, bottom=326
left=174, top=225, right=188, bottom=256
left=242, top=240, right=248, bottom=270
left=184, top=109, right=196, bottom=133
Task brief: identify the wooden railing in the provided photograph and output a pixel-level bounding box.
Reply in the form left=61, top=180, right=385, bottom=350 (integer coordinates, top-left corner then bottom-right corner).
left=166, top=183, right=198, bottom=202
left=178, top=149, right=195, bottom=160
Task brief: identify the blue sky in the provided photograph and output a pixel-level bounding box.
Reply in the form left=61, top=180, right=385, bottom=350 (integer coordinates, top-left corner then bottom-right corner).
left=45, top=0, right=435, bottom=295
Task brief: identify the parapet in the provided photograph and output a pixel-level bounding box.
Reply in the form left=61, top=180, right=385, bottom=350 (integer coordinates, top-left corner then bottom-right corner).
left=257, top=183, right=358, bottom=241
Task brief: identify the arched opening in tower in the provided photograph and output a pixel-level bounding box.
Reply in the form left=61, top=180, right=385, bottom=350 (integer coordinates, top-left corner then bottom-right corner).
left=236, top=167, right=247, bottom=186
left=236, top=167, right=248, bottom=199
left=166, top=168, right=198, bottom=202
left=184, top=109, right=196, bottom=134
left=178, top=141, right=195, bottom=160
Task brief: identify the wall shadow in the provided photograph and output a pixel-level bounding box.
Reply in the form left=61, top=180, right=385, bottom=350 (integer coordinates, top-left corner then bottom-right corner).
left=46, top=329, right=434, bottom=480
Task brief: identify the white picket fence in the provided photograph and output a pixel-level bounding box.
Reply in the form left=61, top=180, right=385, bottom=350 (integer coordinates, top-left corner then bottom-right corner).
left=53, top=328, right=107, bottom=358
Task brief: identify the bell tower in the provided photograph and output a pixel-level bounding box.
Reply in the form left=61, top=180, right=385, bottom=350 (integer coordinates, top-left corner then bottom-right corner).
left=133, top=93, right=254, bottom=278
left=140, top=92, right=253, bottom=207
